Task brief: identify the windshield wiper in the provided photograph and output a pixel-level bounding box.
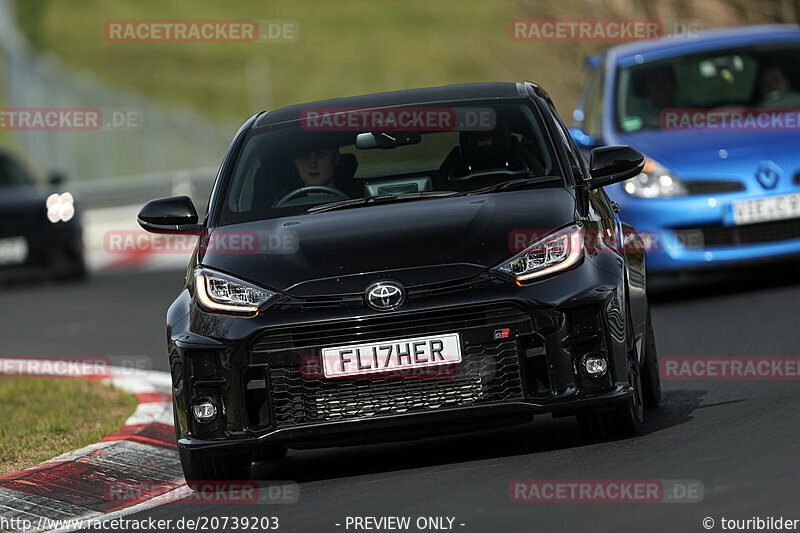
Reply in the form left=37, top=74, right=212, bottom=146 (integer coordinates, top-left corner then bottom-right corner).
left=459, top=175, right=563, bottom=196
left=306, top=177, right=562, bottom=213
left=306, top=191, right=458, bottom=214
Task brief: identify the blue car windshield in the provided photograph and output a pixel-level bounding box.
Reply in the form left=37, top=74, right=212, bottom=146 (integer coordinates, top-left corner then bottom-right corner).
left=616, top=41, right=800, bottom=132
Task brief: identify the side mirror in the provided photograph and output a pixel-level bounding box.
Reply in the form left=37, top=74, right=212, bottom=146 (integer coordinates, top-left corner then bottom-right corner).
left=587, top=145, right=645, bottom=190
left=49, top=171, right=66, bottom=186
left=137, top=196, right=202, bottom=234
left=568, top=127, right=597, bottom=150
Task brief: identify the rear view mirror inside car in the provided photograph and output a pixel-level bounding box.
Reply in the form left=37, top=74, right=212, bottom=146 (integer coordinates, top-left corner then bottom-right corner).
left=356, top=131, right=421, bottom=149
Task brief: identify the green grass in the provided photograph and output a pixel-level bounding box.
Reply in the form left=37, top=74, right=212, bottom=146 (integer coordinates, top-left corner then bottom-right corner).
left=9, top=0, right=780, bottom=141
left=12, top=0, right=643, bottom=122
left=0, top=377, right=138, bottom=474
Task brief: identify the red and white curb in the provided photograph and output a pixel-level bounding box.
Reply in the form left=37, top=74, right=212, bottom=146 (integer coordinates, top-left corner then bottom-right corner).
left=0, top=365, right=187, bottom=533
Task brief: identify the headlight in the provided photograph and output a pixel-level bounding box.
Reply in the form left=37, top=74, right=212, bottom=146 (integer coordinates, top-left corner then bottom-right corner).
left=46, top=192, right=75, bottom=223
left=623, top=158, right=687, bottom=198
left=494, top=224, right=583, bottom=284
left=194, top=268, right=277, bottom=315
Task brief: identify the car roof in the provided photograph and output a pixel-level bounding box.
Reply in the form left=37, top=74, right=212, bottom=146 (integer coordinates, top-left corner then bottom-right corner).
left=253, top=82, right=531, bottom=127
left=603, top=24, right=800, bottom=68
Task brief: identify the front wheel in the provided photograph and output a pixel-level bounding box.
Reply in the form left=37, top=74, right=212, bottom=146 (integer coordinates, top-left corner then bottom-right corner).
left=577, top=300, right=645, bottom=440
left=642, top=305, right=661, bottom=409
left=577, top=357, right=644, bottom=440
left=173, top=404, right=252, bottom=482
left=178, top=446, right=252, bottom=482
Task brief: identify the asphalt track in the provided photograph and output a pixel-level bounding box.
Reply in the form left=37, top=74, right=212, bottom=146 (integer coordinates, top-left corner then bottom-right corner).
left=3, top=268, right=800, bottom=533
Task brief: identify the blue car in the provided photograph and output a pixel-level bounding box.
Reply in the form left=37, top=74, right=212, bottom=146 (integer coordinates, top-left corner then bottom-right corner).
left=570, top=24, right=800, bottom=276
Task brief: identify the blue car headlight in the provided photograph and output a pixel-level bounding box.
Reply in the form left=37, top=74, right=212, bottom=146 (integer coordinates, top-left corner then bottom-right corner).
left=623, top=158, right=687, bottom=198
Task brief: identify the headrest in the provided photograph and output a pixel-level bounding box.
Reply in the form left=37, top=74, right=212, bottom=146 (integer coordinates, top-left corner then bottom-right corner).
left=458, top=121, right=512, bottom=172
left=336, top=153, right=359, bottom=180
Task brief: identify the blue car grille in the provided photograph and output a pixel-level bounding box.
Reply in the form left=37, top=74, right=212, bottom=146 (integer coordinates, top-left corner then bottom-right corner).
left=683, top=180, right=745, bottom=195
left=675, top=218, right=800, bottom=248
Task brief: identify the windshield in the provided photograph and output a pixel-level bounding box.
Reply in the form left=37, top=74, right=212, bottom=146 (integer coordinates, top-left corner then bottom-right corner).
left=0, top=154, right=34, bottom=189
left=616, top=42, right=800, bottom=132
left=217, top=100, right=563, bottom=225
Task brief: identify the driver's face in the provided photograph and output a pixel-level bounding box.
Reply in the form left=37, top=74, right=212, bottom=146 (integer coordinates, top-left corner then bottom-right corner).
left=293, top=149, right=339, bottom=187
left=758, top=66, right=790, bottom=101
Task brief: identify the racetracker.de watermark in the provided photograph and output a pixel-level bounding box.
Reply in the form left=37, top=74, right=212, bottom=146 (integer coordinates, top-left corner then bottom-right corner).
left=661, top=108, right=800, bottom=132
left=300, top=107, right=497, bottom=132
left=510, top=18, right=703, bottom=41
left=103, top=230, right=299, bottom=255
left=0, top=108, right=141, bottom=131
left=0, top=356, right=111, bottom=378
left=0, top=355, right=155, bottom=378
left=509, top=479, right=703, bottom=503
left=104, top=481, right=299, bottom=505
left=508, top=228, right=698, bottom=254
left=105, top=19, right=298, bottom=43
left=661, top=357, right=800, bottom=380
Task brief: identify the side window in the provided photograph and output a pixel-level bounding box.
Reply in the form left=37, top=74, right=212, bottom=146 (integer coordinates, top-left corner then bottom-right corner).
left=581, top=65, right=606, bottom=138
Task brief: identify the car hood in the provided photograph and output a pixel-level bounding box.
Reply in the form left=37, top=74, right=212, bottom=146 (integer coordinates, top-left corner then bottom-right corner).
left=0, top=185, right=49, bottom=208
left=614, top=130, right=800, bottom=184
left=199, top=188, right=577, bottom=296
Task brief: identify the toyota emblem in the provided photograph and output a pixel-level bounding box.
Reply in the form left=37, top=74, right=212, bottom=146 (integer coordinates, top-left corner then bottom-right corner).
left=365, top=281, right=405, bottom=311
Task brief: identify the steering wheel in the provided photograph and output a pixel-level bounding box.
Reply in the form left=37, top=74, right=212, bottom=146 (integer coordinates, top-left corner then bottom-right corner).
left=275, top=186, right=349, bottom=207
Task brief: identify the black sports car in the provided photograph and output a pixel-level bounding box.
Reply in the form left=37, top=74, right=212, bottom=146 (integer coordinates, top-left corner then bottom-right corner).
left=138, top=82, right=660, bottom=481
left=0, top=150, right=85, bottom=281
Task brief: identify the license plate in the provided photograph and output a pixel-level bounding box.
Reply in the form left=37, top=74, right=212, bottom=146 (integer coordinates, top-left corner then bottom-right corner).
left=730, top=192, right=800, bottom=225
left=320, top=333, right=462, bottom=378
left=0, top=237, right=28, bottom=266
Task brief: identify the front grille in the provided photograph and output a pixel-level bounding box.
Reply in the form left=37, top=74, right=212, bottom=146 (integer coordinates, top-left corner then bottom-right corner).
left=249, top=302, right=531, bottom=428
left=683, top=180, right=745, bottom=195
left=675, top=218, right=800, bottom=248
left=252, top=303, right=529, bottom=354
left=274, top=278, right=499, bottom=312
left=267, top=340, right=523, bottom=426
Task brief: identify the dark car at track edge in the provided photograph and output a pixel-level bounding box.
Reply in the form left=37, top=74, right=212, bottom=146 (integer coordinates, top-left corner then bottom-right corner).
left=138, top=82, right=661, bottom=481
left=0, top=150, right=85, bottom=282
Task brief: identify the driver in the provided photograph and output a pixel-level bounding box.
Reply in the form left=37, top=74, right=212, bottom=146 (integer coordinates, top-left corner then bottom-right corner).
left=293, top=148, right=340, bottom=189
left=755, top=64, right=800, bottom=106
left=271, top=145, right=358, bottom=206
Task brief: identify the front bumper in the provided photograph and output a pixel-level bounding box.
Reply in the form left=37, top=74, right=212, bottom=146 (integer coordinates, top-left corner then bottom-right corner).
left=180, top=389, right=632, bottom=453
left=0, top=222, right=84, bottom=280
left=611, top=185, right=800, bottom=272
left=168, top=259, right=633, bottom=455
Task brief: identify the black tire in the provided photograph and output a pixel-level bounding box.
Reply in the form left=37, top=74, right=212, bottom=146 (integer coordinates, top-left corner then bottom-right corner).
left=55, top=257, right=87, bottom=282
left=608, top=356, right=645, bottom=435
left=577, top=356, right=644, bottom=440
left=172, top=404, right=252, bottom=482
left=576, top=410, right=614, bottom=440
left=642, top=305, right=661, bottom=409
left=577, top=300, right=645, bottom=440
left=256, top=444, right=288, bottom=461
left=178, top=446, right=252, bottom=483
